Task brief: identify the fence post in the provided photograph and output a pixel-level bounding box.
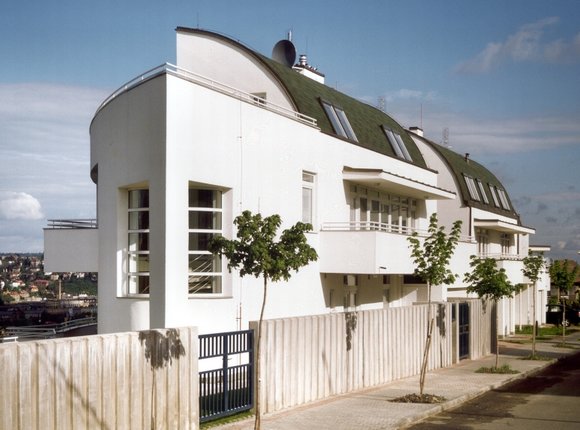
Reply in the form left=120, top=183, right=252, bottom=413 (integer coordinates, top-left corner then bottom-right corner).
left=222, top=333, right=229, bottom=414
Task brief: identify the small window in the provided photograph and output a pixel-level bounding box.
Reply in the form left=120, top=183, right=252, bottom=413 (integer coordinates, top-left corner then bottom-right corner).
left=302, top=171, right=316, bottom=226
left=476, top=180, right=489, bottom=204
left=489, top=184, right=500, bottom=207
left=322, top=101, right=358, bottom=141
left=403, top=274, right=423, bottom=284
left=463, top=175, right=480, bottom=201
left=382, top=126, right=413, bottom=161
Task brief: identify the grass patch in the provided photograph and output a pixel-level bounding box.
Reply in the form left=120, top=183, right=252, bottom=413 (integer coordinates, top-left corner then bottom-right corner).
left=475, top=364, right=519, bottom=374
left=390, top=393, right=446, bottom=404
left=200, top=411, right=254, bottom=429
left=515, top=325, right=579, bottom=336
left=520, top=353, right=552, bottom=361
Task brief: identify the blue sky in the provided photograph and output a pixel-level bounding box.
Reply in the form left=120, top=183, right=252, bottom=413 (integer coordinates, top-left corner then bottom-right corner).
left=0, top=0, right=579, bottom=261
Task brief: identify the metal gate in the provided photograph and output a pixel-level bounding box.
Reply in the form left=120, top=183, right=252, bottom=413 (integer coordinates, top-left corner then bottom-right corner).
left=458, top=302, right=470, bottom=359
left=199, top=330, right=254, bottom=423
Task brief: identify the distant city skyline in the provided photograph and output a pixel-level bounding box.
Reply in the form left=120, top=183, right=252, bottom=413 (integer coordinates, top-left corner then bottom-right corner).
left=0, top=0, right=578, bottom=260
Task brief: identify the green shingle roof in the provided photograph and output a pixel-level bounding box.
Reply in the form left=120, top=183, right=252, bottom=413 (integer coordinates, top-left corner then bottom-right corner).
left=426, top=141, right=519, bottom=219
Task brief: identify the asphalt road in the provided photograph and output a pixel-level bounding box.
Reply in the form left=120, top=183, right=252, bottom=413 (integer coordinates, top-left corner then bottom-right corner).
left=409, top=350, right=580, bottom=429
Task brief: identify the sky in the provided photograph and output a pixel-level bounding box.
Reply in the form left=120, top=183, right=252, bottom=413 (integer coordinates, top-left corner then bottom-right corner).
left=0, top=0, right=579, bottom=261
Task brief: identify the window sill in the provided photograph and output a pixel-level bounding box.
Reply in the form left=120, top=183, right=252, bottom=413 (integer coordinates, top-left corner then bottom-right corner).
left=188, top=294, right=233, bottom=300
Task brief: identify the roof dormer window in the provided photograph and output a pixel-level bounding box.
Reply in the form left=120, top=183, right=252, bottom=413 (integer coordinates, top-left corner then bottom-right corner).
left=496, top=188, right=511, bottom=210
left=322, top=101, right=358, bottom=141
left=382, top=126, right=413, bottom=161
left=476, top=179, right=489, bottom=204
left=489, top=185, right=500, bottom=207
left=463, top=175, right=480, bottom=201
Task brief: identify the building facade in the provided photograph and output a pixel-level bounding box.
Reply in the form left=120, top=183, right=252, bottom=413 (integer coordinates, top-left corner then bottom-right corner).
left=45, top=28, right=548, bottom=335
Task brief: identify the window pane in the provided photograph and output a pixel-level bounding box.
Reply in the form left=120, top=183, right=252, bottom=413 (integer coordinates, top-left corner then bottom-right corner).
left=302, top=187, right=312, bottom=224
left=128, top=233, right=149, bottom=251
left=189, top=232, right=214, bottom=251
left=188, top=254, right=221, bottom=273
left=128, top=254, right=150, bottom=273
left=394, top=132, right=412, bottom=161
left=128, top=275, right=150, bottom=294
left=189, top=211, right=221, bottom=230
left=335, top=107, right=358, bottom=141
left=322, top=102, right=347, bottom=137
left=129, top=211, right=149, bottom=230
left=189, top=275, right=221, bottom=294
left=302, top=172, right=314, bottom=183
left=188, top=189, right=221, bottom=209
left=129, top=189, right=149, bottom=209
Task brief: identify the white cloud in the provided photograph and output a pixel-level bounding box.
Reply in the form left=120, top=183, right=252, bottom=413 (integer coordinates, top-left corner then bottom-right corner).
left=0, top=192, right=43, bottom=220
left=455, top=17, right=580, bottom=74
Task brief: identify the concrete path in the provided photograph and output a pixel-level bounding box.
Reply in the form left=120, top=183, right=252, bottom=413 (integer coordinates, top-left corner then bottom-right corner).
left=209, top=330, right=580, bottom=430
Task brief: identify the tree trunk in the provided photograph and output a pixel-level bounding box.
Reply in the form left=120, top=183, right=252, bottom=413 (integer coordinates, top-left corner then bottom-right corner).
left=495, top=299, right=499, bottom=369
left=419, top=282, right=433, bottom=396
left=254, top=276, right=268, bottom=430
left=532, top=281, right=537, bottom=357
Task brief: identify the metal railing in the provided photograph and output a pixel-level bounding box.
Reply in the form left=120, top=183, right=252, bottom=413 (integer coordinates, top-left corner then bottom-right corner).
left=95, top=63, right=319, bottom=128
left=199, top=330, right=254, bottom=423
left=321, top=221, right=474, bottom=242
left=2, top=317, right=97, bottom=342
left=477, top=252, right=525, bottom=261
left=46, top=219, right=98, bottom=229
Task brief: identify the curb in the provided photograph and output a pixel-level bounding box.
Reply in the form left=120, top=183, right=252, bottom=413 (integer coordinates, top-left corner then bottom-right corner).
left=397, top=357, right=558, bottom=429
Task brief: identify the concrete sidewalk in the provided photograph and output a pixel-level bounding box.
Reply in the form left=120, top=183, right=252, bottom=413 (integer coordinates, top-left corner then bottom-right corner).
left=210, top=330, right=580, bottom=430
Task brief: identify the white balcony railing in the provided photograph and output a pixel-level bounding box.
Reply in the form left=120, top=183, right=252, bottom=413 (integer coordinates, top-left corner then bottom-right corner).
left=477, top=252, right=525, bottom=261
left=46, top=219, right=98, bottom=229
left=95, top=63, right=318, bottom=128
left=321, top=221, right=473, bottom=242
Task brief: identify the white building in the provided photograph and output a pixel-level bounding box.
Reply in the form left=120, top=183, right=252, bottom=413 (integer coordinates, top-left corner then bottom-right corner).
left=45, top=28, right=547, bottom=336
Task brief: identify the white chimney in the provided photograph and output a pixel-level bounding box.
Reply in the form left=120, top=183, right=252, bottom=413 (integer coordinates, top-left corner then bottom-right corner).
left=409, top=126, right=423, bottom=137
left=293, top=54, right=325, bottom=84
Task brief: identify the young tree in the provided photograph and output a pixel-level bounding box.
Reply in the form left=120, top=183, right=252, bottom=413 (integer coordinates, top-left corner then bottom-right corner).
left=209, top=210, right=318, bottom=430
left=549, top=260, right=579, bottom=343
left=408, top=213, right=462, bottom=396
left=522, top=251, right=545, bottom=357
left=464, top=256, right=514, bottom=368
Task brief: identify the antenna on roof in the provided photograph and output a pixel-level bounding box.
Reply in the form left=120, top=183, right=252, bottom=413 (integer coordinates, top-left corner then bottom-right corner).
left=442, top=127, right=450, bottom=148
left=378, top=96, right=386, bottom=113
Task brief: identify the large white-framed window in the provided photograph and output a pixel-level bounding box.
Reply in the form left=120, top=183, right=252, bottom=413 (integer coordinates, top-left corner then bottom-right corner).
left=302, top=171, right=316, bottom=226
left=501, top=233, right=511, bottom=255
left=188, top=188, right=223, bottom=294
left=127, top=189, right=150, bottom=295
left=476, top=228, right=489, bottom=256
left=348, top=185, right=417, bottom=233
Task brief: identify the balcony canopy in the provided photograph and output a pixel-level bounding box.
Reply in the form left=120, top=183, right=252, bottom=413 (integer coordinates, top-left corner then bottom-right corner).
left=474, top=219, right=535, bottom=235
left=343, top=166, right=456, bottom=200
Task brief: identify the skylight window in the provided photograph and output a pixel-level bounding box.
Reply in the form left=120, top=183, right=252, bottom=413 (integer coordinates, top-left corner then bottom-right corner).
left=489, top=185, right=500, bottom=207
left=322, top=101, right=358, bottom=141
left=463, top=175, right=480, bottom=201
left=496, top=188, right=511, bottom=210
left=382, top=126, right=413, bottom=161
left=476, top=179, right=489, bottom=204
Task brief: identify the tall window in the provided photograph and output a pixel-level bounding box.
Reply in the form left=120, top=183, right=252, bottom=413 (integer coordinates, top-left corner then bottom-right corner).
left=496, top=188, right=511, bottom=210
left=501, top=233, right=511, bottom=255
left=302, top=171, right=316, bottom=225
left=128, top=189, right=150, bottom=295
left=476, top=179, right=489, bottom=204
left=489, top=184, right=500, bottom=207
left=188, top=189, right=222, bottom=294
left=477, top=228, right=489, bottom=256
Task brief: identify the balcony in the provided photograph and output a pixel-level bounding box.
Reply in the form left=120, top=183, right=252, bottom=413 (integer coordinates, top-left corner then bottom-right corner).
left=44, top=219, right=98, bottom=273
left=319, top=221, right=424, bottom=274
